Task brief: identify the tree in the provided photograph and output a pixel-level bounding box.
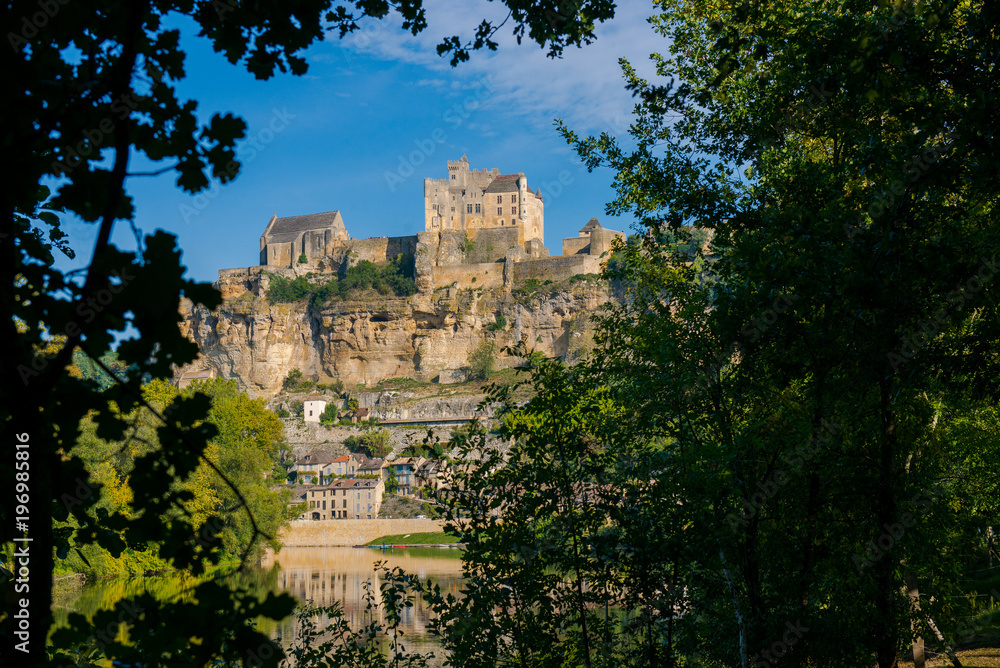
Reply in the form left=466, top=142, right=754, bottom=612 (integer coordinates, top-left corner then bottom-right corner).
left=2, top=1, right=625, bottom=664
left=386, top=467, right=399, bottom=495
left=319, top=403, right=339, bottom=423
left=467, top=340, right=498, bottom=380
left=562, top=1, right=1000, bottom=666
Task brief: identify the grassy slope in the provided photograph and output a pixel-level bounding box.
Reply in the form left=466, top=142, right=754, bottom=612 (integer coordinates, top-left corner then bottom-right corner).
left=365, top=532, right=461, bottom=545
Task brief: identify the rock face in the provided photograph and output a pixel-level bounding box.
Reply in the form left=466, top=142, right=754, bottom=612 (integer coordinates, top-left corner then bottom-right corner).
left=177, top=275, right=612, bottom=399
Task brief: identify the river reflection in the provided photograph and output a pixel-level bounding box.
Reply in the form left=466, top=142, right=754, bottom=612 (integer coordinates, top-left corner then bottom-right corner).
left=263, top=546, right=465, bottom=651
left=57, top=546, right=465, bottom=663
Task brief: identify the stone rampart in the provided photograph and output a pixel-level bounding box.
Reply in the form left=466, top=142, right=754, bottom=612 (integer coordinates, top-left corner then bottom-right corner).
left=513, top=255, right=601, bottom=283
left=432, top=263, right=504, bottom=291
left=280, top=518, right=448, bottom=546
left=466, top=227, right=521, bottom=263
left=348, top=235, right=419, bottom=266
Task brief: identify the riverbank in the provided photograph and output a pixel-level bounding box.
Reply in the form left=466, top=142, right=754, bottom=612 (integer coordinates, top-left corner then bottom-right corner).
left=365, top=531, right=461, bottom=548
left=277, top=518, right=447, bottom=547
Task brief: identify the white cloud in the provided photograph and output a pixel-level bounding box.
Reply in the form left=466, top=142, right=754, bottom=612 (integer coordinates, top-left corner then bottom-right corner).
left=328, top=0, right=665, bottom=134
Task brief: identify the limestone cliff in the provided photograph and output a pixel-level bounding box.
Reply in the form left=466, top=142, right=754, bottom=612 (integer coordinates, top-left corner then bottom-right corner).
left=177, top=273, right=611, bottom=399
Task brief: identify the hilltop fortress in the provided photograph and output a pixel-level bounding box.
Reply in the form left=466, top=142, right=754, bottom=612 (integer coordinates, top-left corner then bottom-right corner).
left=179, top=158, right=624, bottom=395
left=220, top=156, right=623, bottom=298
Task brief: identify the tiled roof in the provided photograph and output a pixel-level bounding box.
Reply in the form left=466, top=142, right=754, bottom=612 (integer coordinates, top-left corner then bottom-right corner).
left=484, top=179, right=519, bottom=194
left=294, top=450, right=336, bottom=466
left=311, top=478, right=382, bottom=492
left=304, top=394, right=327, bottom=402
left=266, top=211, right=343, bottom=243
left=580, top=218, right=603, bottom=234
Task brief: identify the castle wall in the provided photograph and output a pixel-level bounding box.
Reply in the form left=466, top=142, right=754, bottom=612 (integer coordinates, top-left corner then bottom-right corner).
left=562, top=237, right=590, bottom=256
left=432, top=263, right=504, bottom=291
left=465, top=227, right=520, bottom=263
left=513, top=255, right=602, bottom=283
left=347, top=236, right=419, bottom=266
left=590, top=228, right=626, bottom=258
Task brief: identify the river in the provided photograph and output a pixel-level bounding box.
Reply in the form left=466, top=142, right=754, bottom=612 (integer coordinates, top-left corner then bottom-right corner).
left=57, top=546, right=465, bottom=663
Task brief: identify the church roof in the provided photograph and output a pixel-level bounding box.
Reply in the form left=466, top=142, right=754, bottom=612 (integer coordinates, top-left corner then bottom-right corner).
left=266, top=211, right=344, bottom=243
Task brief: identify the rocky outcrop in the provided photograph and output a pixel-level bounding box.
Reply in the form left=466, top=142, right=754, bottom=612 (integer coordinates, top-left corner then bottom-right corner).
left=177, top=274, right=612, bottom=399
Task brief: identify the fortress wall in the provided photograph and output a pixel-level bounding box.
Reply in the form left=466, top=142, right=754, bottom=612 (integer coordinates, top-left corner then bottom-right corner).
left=590, top=228, right=626, bottom=257
left=513, top=255, right=601, bottom=283
left=348, top=236, right=419, bottom=265
left=562, top=237, right=590, bottom=256
left=279, top=518, right=448, bottom=547
left=433, top=263, right=504, bottom=290
left=465, top=227, right=521, bottom=263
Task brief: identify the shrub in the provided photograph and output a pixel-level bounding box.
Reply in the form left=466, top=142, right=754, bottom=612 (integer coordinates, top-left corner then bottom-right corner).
left=344, top=428, right=393, bottom=458
left=289, top=400, right=303, bottom=417
left=276, top=408, right=290, bottom=418
left=487, top=314, right=507, bottom=332
left=320, top=404, right=339, bottom=423
left=297, top=253, right=308, bottom=264
left=283, top=368, right=303, bottom=389
left=468, top=340, right=498, bottom=381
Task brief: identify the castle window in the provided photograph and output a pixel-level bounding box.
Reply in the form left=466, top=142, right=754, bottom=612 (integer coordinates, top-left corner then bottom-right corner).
left=497, top=207, right=502, bottom=215
left=512, top=195, right=517, bottom=202
left=467, top=204, right=473, bottom=213
left=499, top=219, right=504, bottom=226
left=497, top=195, right=502, bottom=203
left=475, top=203, right=481, bottom=213
left=451, top=175, right=455, bottom=180
left=451, top=207, right=455, bottom=213
left=511, top=207, right=516, bottom=215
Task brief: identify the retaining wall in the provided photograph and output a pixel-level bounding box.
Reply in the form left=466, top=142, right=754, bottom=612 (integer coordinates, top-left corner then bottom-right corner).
left=280, top=518, right=448, bottom=546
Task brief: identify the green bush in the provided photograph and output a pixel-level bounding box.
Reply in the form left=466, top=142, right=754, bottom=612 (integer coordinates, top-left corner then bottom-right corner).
left=344, top=428, right=393, bottom=458
left=289, top=400, right=303, bottom=417
left=297, top=253, right=307, bottom=264
left=468, top=340, right=498, bottom=381
left=265, top=254, right=416, bottom=307
left=487, top=314, right=507, bottom=331
left=320, top=403, right=339, bottom=423
left=283, top=368, right=303, bottom=389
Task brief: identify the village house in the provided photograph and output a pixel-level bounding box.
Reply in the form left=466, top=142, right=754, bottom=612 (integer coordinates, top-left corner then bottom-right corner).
left=330, top=453, right=363, bottom=477
left=386, top=456, right=425, bottom=496
left=416, top=459, right=447, bottom=494
left=300, top=478, right=385, bottom=520
left=292, top=450, right=336, bottom=484
left=357, top=457, right=386, bottom=479
left=303, top=395, right=329, bottom=423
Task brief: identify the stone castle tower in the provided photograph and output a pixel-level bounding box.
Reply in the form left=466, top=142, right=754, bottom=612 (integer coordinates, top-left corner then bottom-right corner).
left=423, top=155, right=545, bottom=250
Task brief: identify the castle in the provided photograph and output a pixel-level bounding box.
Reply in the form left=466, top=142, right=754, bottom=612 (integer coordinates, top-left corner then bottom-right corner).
left=227, top=158, right=623, bottom=297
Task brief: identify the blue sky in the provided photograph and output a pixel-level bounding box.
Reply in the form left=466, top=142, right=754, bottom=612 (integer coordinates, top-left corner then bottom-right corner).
left=62, top=1, right=666, bottom=284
